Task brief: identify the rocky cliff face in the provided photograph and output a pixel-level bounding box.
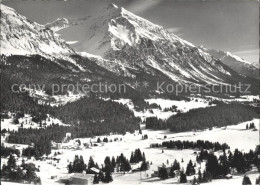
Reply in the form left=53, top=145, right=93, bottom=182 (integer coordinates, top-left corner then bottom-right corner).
left=200, top=47, right=258, bottom=79
left=45, top=18, right=70, bottom=32
left=73, top=4, right=242, bottom=85
left=0, top=5, right=86, bottom=72
left=1, top=4, right=255, bottom=88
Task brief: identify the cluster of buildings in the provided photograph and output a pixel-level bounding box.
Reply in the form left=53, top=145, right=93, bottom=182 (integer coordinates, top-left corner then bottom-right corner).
left=51, top=133, right=90, bottom=150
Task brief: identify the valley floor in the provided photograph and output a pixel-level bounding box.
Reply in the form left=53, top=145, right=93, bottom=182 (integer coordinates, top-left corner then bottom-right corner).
left=2, top=119, right=259, bottom=185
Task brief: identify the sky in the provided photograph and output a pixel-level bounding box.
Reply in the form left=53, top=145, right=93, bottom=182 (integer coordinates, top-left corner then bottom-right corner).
left=2, top=0, right=259, bottom=64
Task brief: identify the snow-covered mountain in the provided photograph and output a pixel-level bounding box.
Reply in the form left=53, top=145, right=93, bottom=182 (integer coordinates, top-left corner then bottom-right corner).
left=72, top=4, right=244, bottom=84
left=0, top=4, right=86, bottom=72
left=0, top=4, right=256, bottom=90
left=199, top=47, right=258, bottom=78
left=45, top=18, right=70, bottom=32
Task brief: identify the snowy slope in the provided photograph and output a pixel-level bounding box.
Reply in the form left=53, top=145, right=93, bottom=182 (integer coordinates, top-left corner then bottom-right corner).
left=2, top=119, right=257, bottom=185
left=0, top=5, right=85, bottom=72
left=1, top=4, right=255, bottom=90
left=71, top=4, right=241, bottom=85
left=113, top=98, right=213, bottom=120
left=45, top=18, right=70, bottom=32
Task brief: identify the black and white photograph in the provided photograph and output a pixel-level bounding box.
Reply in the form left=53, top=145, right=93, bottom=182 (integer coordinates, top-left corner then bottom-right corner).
left=0, top=0, right=259, bottom=184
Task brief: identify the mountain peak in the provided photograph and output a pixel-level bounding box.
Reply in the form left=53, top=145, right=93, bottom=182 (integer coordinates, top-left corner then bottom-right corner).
left=45, top=18, right=69, bottom=32
left=0, top=4, right=87, bottom=71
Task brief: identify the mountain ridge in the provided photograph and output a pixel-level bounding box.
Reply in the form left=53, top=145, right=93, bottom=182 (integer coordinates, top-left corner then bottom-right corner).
left=1, top=4, right=257, bottom=94
left=199, top=47, right=258, bottom=78
left=0, top=4, right=86, bottom=72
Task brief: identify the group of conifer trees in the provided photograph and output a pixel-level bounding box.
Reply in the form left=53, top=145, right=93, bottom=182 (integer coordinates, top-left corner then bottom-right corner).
left=1, top=154, right=41, bottom=184
left=150, top=140, right=230, bottom=151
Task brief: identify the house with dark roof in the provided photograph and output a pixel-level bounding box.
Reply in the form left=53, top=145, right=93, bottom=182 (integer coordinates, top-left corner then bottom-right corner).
left=59, top=173, right=94, bottom=185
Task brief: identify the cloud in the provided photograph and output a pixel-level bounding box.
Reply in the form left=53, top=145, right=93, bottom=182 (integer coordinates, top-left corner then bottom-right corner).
left=233, top=49, right=259, bottom=66
left=233, top=49, right=259, bottom=56
left=167, top=27, right=183, bottom=33
left=66, top=41, right=78, bottom=45
left=126, top=0, right=163, bottom=15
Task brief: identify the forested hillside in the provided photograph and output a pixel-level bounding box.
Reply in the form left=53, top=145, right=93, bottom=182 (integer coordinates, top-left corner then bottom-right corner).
left=146, top=104, right=258, bottom=132
left=7, top=96, right=141, bottom=147
left=167, top=104, right=258, bottom=132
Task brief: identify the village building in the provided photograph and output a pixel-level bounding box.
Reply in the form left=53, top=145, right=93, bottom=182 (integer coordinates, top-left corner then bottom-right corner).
left=151, top=164, right=172, bottom=177
left=59, top=173, right=94, bottom=185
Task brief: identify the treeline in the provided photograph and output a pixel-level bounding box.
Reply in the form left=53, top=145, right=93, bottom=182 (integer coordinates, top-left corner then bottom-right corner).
left=150, top=140, right=230, bottom=151
left=145, top=117, right=166, bottom=130
left=146, top=104, right=258, bottom=132
left=1, top=154, right=41, bottom=184
left=167, top=104, right=258, bottom=132
left=7, top=124, right=69, bottom=144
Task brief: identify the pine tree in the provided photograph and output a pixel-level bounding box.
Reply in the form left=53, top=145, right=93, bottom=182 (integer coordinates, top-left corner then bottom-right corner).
left=219, top=151, right=229, bottom=176
left=169, top=167, right=175, bottom=178
left=242, top=175, right=252, bottom=185
left=104, top=156, right=112, bottom=173
left=158, top=167, right=168, bottom=179
left=179, top=171, right=187, bottom=183
left=140, top=159, right=148, bottom=171
left=186, top=160, right=195, bottom=176
left=206, top=153, right=219, bottom=178
left=98, top=171, right=105, bottom=182
left=88, top=156, right=95, bottom=169
left=7, top=154, right=16, bottom=169
left=124, top=159, right=131, bottom=172
left=202, top=170, right=212, bottom=182
left=15, top=166, right=24, bottom=182
left=79, top=155, right=86, bottom=172
left=191, top=176, right=198, bottom=185
left=130, top=152, right=134, bottom=163
left=104, top=171, right=113, bottom=183
left=173, top=159, right=180, bottom=171
left=68, top=162, right=73, bottom=173
left=93, top=174, right=99, bottom=184
left=25, top=165, right=37, bottom=183
left=111, top=156, right=116, bottom=169
left=95, top=163, right=99, bottom=169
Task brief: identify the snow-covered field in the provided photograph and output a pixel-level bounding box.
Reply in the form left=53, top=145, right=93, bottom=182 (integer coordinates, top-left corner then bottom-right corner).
left=204, top=95, right=259, bottom=103
left=2, top=118, right=258, bottom=185
left=114, top=98, right=212, bottom=120
left=1, top=114, right=66, bottom=132
left=28, top=89, right=85, bottom=106
left=113, top=95, right=259, bottom=121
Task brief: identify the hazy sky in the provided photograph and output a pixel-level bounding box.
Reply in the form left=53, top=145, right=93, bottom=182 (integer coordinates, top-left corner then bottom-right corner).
left=3, top=0, right=259, bottom=64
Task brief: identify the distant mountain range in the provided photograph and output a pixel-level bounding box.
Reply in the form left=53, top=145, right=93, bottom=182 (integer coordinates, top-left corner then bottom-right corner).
left=0, top=4, right=258, bottom=97
left=199, top=46, right=258, bottom=78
